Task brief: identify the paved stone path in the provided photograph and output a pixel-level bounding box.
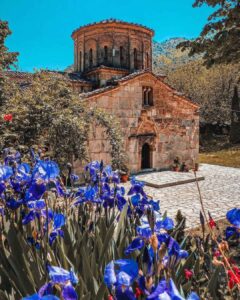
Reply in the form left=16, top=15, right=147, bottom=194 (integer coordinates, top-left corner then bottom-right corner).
left=125, top=164, right=240, bottom=228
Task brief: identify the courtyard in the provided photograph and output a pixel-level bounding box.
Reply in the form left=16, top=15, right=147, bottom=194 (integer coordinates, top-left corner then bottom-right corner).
left=125, top=164, right=240, bottom=228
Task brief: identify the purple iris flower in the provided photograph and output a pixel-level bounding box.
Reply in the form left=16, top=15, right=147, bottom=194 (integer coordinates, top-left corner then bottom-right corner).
left=104, top=259, right=138, bottom=288
left=0, top=165, right=13, bottom=181
left=32, top=160, right=60, bottom=182
left=226, top=208, right=240, bottom=228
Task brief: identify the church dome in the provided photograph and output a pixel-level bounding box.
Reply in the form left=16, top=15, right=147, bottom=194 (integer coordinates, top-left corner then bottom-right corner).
left=72, top=19, right=154, bottom=74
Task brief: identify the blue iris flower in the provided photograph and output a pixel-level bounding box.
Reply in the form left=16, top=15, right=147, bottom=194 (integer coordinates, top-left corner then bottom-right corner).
left=85, top=161, right=101, bottom=177
left=226, top=208, right=240, bottom=228
left=49, top=213, right=65, bottom=246
left=22, top=283, right=58, bottom=299
left=25, top=181, right=47, bottom=201
left=22, top=199, right=54, bottom=225
left=124, top=237, right=145, bottom=255
left=4, top=149, right=21, bottom=165
left=22, top=294, right=60, bottom=300
left=32, top=160, right=60, bottom=181
left=61, top=284, right=78, bottom=300
left=115, top=286, right=136, bottom=300
left=145, top=278, right=199, bottom=300
left=104, top=259, right=138, bottom=288
left=48, top=265, right=78, bottom=286
left=225, top=226, right=240, bottom=240
left=0, top=165, right=13, bottom=181
left=70, top=174, right=79, bottom=182
left=102, top=165, right=120, bottom=184
left=15, top=163, right=31, bottom=182
left=6, top=198, right=23, bottom=210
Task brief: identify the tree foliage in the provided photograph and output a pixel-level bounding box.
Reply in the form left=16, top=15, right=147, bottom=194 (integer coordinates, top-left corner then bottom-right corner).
left=167, top=60, right=240, bottom=124
left=177, top=0, right=240, bottom=67
left=0, top=72, right=126, bottom=169
left=0, top=20, right=18, bottom=71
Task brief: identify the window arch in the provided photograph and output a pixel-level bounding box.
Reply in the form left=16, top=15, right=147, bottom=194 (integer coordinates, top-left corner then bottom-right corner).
left=134, top=48, right=138, bottom=69
left=89, top=48, right=93, bottom=68
left=104, top=46, right=108, bottom=63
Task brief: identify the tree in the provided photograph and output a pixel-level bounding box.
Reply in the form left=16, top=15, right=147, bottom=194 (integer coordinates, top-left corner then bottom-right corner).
left=177, top=0, right=240, bottom=67
left=0, top=20, right=18, bottom=71
left=0, top=72, right=126, bottom=169
left=166, top=59, right=239, bottom=124
left=229, top=86, right=240, bottom=143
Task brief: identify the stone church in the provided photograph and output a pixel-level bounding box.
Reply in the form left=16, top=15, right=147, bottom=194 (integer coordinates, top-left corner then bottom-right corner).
left=71, top=19, right=199, bottom=172
left=3, top=19, right=199, bottom=173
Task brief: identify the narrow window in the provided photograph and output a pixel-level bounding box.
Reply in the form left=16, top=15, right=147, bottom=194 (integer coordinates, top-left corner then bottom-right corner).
left=146, top=52, right=149, bottom=69
left=134, top=48, right=138, bottom=69
left=89, top=48, right=93, bottom=67
left=79, top=51, right=82, bottom=71
left=120, top=46, right=124, bottom=67
left=104, top=46, right=108, bottom=63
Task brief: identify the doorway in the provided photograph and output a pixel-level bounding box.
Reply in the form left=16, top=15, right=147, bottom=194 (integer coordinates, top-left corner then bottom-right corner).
left=141, top=143, right=151, bottom=169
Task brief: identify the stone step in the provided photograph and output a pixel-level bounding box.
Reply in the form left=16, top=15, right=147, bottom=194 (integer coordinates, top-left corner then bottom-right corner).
left=135, top=171, right=205, bottom=188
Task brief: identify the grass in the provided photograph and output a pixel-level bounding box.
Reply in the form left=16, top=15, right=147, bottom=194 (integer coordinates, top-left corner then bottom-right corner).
left=199, top=146, right=240, bottom=168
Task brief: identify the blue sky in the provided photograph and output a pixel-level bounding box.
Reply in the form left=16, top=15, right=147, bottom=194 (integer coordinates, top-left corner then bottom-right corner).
left=1, top=0, right=214, bottom=72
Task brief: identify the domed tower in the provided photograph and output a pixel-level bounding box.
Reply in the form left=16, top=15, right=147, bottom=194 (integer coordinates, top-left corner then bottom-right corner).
left=71, top=19, right=154, bottom=86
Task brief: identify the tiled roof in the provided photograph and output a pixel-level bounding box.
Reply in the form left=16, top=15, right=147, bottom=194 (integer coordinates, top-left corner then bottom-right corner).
left=80, top=85, right=117, bottom=99
left=79, top=70, right=199, bottom=108
left=84, top=65, right=130, bottom=74
left=80, top=70, right=161, bottom=99
left=72, top=18, right=154, bottom=36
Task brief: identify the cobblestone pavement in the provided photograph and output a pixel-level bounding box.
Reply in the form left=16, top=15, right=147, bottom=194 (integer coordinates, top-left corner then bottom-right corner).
left=125, top=164, right=240, bottom=228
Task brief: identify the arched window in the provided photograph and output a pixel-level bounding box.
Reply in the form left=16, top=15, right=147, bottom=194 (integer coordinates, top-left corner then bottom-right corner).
left=79, top=51, right=82, bottom=71
left=142, top=86, right=153, bottom=106
left=104, top=46, right=108, bottom=63
left=134, top=48, right=138, bottom=69
left=89, top=48, right=93, bottom=68
left=120, top=46, right=124, bottom=67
